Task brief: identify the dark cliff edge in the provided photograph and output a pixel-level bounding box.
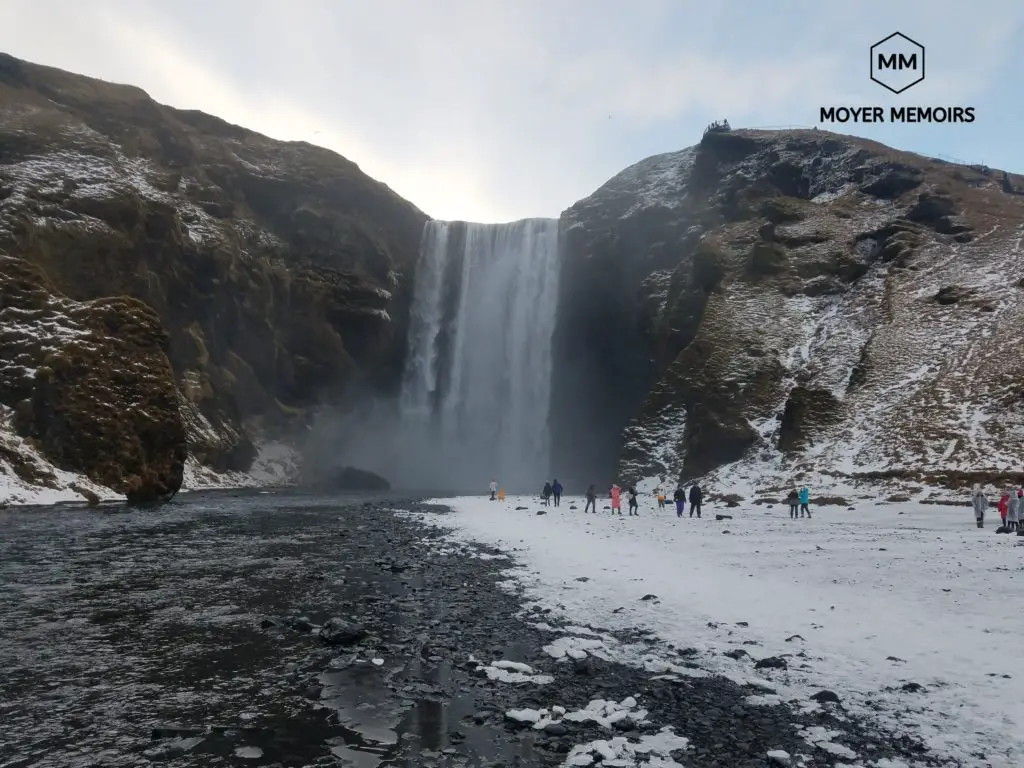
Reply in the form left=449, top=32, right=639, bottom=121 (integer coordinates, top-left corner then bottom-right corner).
left=552, top=128, right=1024, bottom=492
left=0, top=52, right=428, bottom=501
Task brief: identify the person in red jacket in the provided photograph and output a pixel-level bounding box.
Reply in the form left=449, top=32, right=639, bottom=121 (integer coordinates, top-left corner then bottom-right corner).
left=610, top=484, right=622, bottom=515
left=998, top=493, right=1009, bottom=528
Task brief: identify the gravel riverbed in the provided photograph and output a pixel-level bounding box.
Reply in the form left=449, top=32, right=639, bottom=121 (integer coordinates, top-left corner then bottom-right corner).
left=0, top=490, right=945, bottom=767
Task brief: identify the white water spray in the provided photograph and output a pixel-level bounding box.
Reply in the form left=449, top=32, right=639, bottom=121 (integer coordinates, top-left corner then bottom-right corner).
left=398, top=219, right=561, bottom=491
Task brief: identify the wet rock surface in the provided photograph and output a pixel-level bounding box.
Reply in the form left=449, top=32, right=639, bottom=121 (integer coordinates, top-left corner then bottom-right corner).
left=0, top=491, right=946, bottom=767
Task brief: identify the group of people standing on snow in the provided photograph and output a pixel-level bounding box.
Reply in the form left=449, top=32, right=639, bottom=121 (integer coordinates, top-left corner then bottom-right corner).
left=581, top=483, right=640, bottom=514
left=541, top=479, right=564, bottom=506
left=652, top=484, right=703, bottom=518
left=971, top=484, right=1023, bottom=531
left=786, top=487, right=812, bottom=518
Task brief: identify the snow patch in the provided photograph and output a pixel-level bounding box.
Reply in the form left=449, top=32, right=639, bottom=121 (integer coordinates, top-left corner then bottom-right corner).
left=406, top=494, right=1024, bottom=767
left=181, top=442, right=300, bottom=492
left=476, top=659, right=554, bottom=684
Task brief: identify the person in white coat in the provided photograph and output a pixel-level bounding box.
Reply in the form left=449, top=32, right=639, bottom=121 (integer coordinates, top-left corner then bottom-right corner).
left=489, top=479, right=498, bottom=501
left=971, top=485, right=987, bottom=529
left=1008, top=488, right=1021, bottom=532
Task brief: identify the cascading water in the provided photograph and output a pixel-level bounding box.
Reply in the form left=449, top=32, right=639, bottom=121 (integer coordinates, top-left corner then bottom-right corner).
left=397, top=218, right=561, bottom=491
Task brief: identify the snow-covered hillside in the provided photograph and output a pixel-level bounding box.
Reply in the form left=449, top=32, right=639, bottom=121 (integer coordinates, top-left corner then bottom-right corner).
left=558, top=128, right=1024, bottom=494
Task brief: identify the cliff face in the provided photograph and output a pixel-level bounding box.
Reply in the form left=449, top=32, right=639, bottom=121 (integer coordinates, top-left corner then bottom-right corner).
left=0, top=53, right=427, bottom=501
left=553, top=128, right=1024, bottom=492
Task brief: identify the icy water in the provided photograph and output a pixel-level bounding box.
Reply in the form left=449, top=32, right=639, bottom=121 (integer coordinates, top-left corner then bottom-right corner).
left=0, top=490, right=542, bottom=767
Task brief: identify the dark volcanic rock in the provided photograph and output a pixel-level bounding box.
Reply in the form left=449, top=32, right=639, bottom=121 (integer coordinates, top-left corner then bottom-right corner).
left=0, top=254, right=185, bottom=501
left=811, top=689, right=841, bottom=704
left=754, top=656, right=788, bottom=670
left=0, top=52, right=427, bottom=490
left=313, top=465, right=391, bottom=492
left=318, top=617, right=367, bottom=646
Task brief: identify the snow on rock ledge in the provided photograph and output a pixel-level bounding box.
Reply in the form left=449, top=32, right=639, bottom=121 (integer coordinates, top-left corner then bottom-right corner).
left=181, top=442, right=299, bottom=492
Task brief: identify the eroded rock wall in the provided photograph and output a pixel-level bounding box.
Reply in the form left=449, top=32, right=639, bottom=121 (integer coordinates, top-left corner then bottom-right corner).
left=553, top=128, right=1024, bottom=490
left=0, top=53, right=428, bottom=496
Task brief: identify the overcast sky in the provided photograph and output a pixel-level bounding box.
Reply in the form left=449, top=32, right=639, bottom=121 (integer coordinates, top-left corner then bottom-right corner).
left=2, top=1, right=1022, bottom=221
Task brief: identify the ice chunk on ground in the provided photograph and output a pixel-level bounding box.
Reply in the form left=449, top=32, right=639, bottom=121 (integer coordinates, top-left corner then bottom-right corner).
left=478, top=659, right=553, bottom=684
left=505, top=708, right=542, bottom=724
left=561, top=727, right=689, bottom=768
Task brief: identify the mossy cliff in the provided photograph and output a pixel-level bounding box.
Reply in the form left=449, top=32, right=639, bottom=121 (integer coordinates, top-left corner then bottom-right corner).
left=0, top=53, right=427, bottom=500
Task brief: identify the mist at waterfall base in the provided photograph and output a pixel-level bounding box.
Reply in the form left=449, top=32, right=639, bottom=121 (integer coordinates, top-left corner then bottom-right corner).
left=305, top=217, right=632, bottom=495
left=313, top=219, right=561, bottom=494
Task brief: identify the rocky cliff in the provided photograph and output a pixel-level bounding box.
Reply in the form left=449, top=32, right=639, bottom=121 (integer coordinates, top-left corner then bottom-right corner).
left=552, top=127, right=1024, bottom=493
left=0, top=53, right=427, bottom=503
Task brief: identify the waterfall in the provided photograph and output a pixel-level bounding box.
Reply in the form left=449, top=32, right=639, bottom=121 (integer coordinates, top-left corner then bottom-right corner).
left=397, top=218, right=561, bottom=492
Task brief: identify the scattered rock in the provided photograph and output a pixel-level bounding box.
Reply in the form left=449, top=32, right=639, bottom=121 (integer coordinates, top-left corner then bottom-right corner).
left=318, top=618, right=367, bottom=646
left=754, top=656, right=788, bottom=670
left=810, top=690, right=841, bottom=704
left=284, top=616, right=314, bottom=633
left=766, top=749, right=793, bottom=766
left=934, top=285, right=975, bottom=306
left=612, top=715, right=636, bottom=731
left=640, top=594, right=659, bottom=601
left=715, top=514, right=733, bottom=520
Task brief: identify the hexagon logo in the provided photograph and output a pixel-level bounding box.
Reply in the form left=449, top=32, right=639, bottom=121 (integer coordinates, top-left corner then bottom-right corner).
left=870, top=32, right=925, bottom=94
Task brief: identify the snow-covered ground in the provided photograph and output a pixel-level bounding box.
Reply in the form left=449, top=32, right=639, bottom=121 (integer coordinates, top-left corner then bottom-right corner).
left=408, top=494, right=1024, bottom=768
left=180, top=442, right=300, bottom=492
left=0, top=426, right=298, bottom=505
left=0, top=430, right=121, bottom=507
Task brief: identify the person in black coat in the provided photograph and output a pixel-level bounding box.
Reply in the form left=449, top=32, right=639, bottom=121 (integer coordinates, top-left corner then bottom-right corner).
left=786, top=489, right=800, bottom=518
left=673, top=485, right=686, bottom=517
left=688, top=484, right=703, bottom=518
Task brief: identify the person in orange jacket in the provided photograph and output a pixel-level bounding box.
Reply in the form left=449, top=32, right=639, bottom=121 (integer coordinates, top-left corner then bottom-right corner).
left=610, top=484, right=622, bottom=515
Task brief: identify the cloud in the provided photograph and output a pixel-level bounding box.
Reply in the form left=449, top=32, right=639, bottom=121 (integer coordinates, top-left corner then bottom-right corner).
left=1, top=0, right=1021, bottom=220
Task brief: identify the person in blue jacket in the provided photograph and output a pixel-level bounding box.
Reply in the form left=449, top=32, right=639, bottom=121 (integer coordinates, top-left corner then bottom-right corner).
left=799, top=486, right=811, bottom=518
left=552, top=479, right=563, bottom=507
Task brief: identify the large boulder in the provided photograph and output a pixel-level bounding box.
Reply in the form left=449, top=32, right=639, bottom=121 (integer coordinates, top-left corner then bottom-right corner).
left=0, top=254, right=186, bottom=502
